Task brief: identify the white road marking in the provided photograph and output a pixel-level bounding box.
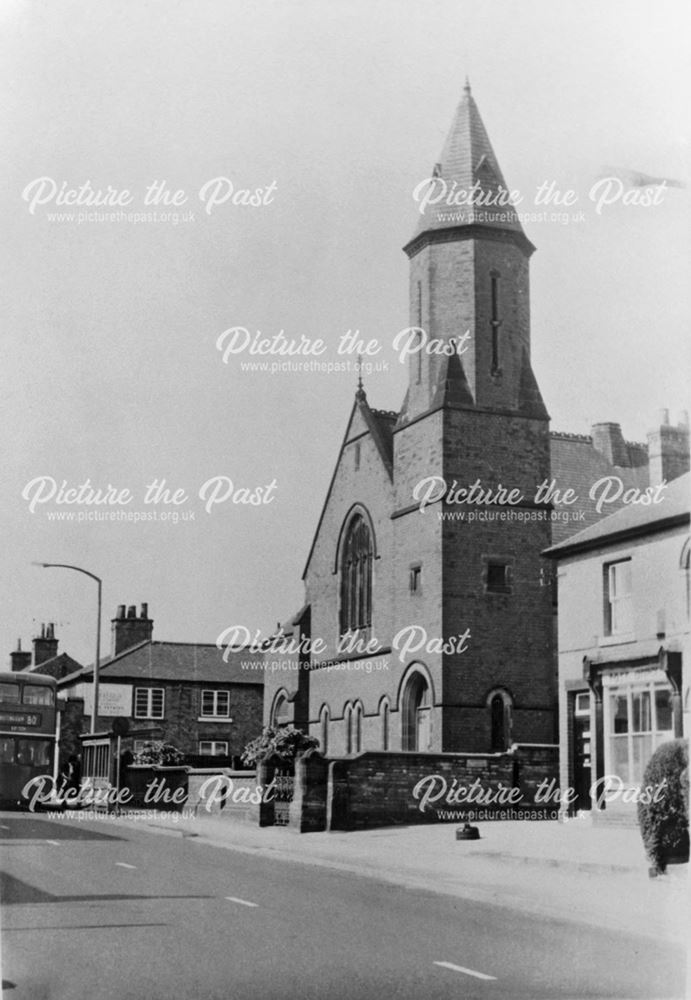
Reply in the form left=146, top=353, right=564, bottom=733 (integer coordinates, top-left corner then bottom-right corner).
left=115, top=862, right=137, bottom=869
left=45, top=840, right=60, bottom=846
left=434, top=961, right=497, bottom=981
left=225, top=896, right=258, bottom=908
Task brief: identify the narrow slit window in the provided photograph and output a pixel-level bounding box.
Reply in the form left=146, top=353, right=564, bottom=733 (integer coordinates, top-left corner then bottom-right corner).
left=490, top=271, right=501, bottom=373
left=415, top=281, right=423, bottom=384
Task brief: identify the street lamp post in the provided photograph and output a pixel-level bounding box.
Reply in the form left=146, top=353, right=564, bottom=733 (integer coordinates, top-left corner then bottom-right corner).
left=34, top=562, right=102, bottom=734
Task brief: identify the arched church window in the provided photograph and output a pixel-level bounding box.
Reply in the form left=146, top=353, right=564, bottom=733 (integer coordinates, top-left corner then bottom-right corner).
left=381, top=699, right=390, bottom=751
left=340, top=514, right=373, bottom=634
left=319, top=705, right=330, bottom=756
left=354, top=702, right=363, bottom=754
left=402, top=672, right=430, bottom=751
left=271, top=692, right=291, bottom=729
left=344, top=703, right=353, bottom=755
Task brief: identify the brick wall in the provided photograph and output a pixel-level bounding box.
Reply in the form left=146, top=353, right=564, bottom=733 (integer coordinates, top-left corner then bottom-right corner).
left=87, top=680, right=263, bottom=759
left=289, top=744, right=560, bottom=830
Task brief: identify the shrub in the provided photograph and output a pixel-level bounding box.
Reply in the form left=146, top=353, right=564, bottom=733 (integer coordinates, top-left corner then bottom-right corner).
left=132, top=741, right=185, bottom=767
left=241, top=726, right=319, bottom=769
left=637, top=738, right=689, bottom=875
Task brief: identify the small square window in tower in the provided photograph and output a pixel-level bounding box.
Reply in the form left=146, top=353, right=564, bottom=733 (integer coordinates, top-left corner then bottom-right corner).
left=409, top=564, right=422, bottom=594
left=486, top=561, right=510, bottom=594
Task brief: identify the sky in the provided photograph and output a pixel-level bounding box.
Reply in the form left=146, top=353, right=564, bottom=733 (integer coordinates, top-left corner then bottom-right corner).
left=1, top=0, right=689, bottom=667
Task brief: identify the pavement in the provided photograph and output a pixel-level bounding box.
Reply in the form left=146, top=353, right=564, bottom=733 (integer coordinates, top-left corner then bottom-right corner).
left=108, top=807, right=690, bottom=948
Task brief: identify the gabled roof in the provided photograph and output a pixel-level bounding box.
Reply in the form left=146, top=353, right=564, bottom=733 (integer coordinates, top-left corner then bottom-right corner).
left=58, top=640, right=264, bottom=686
left=27, top=652, right=83, bottom=681
left=302, top=388, right=396, bottom=580
left=545, top=471, right=690, bottom=558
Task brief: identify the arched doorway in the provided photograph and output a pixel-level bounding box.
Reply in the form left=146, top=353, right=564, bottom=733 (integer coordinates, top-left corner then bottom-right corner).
left=487, top=688, right=513, bottom=751
left=402, top=672, right=431, bottom=751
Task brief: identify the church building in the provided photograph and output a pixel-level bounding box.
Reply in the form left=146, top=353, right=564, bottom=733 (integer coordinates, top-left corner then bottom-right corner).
left=263, top=81, right=689, bottom=762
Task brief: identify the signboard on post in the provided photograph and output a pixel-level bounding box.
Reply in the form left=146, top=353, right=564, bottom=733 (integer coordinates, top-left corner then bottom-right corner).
left=83, top=683, right=132, bottom=718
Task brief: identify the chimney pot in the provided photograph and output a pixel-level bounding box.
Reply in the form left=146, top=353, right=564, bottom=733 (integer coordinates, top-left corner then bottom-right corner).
left=117, top=604, right=126, bottom=618
left=127, top=605, right=136, bottom=619
left=678, top=410, right=689, bottom=429
left=141, top=603, right=148, bottom=619
left=659, top=408, right=669, bottom=426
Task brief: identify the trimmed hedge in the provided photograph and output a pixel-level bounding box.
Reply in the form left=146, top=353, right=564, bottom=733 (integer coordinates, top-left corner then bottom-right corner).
left=637, top=738, right=689, bottom=875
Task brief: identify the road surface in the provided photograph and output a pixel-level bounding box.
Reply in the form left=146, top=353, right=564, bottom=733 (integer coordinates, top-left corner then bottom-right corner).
left=0, top=812, right=684, bottom=1000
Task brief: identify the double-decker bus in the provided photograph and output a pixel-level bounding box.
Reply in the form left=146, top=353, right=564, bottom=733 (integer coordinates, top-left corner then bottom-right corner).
left=0, top=671, right=57, bottom=807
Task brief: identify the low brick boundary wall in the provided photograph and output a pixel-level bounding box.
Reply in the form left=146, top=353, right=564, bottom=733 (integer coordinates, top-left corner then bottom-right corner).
left=284, top=744, right=559, bottom=831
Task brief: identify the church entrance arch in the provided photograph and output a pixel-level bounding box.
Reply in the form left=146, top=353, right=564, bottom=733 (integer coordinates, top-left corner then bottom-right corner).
left=401, top=668, right=432, bottom=751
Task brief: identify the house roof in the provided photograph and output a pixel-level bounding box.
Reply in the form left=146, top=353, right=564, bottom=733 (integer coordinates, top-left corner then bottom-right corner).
left=545, top=471, right=690, bottom=558
left=27, top=652, right=84, bottom=680
left=58, top=640, right=265, bottom=687
left=549, top=431, right=650, bottom=545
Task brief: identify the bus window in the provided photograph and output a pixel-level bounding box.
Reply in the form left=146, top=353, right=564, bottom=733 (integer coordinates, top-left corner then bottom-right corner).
left=0, top=738, right=14, bottom=763
left=23, top=686, right=54, bottom=707
left=0, top=683, right=20, bottom=702
left=16, top=739, right=52, bottom=767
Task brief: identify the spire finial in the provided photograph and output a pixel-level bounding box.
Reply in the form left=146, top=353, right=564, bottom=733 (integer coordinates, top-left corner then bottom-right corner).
left=464, top=76, right=471, bottom=96
left=356, top=355, right=365, bottom=397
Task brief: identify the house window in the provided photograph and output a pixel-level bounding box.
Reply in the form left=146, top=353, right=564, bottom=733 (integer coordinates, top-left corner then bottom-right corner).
left=605, top=677, right=674, bottom=787
left=134, top=687, right=164, bottom=719
left=201, top=690, right=230, bottom=718
left=575, top=692, right=590, bottom=716
left=486, top=560, right=511, bottom=594
left=340, top=513, right=373, bottom=634
left=199, top=741, right=229, bottom=756
left=409, top=564, right=422, bottom=594
left=604, top=560, right=633, bottom=636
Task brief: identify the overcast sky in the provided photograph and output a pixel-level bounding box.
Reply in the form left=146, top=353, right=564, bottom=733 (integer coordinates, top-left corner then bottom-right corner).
left=2, top=0, right=689, bottom=667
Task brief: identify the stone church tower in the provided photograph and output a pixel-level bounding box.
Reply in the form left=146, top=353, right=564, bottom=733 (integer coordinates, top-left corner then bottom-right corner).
left=392, top=80, right=555, bottom=751
left=263, top=80, right=558, bottom=756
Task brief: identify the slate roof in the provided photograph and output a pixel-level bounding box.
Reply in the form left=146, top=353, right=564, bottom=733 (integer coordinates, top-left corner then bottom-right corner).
left=545, top=471, right=690, bottom=558
left=58, top=640, right=264, bottom=687
left=549, top=432, right=650, bottom=545
left=27, top=652, right=84, bottom=680
left=410, top=81, right=526, bottom=240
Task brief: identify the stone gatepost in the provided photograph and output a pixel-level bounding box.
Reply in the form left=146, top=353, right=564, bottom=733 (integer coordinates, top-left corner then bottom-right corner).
left=326, top=758, right=352, bottom=831
left=289, top=748, right=328, bottom=833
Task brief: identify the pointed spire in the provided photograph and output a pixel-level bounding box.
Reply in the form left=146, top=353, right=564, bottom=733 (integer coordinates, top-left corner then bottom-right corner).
left=410, top=80, right=526, bottom=242
left=356, top=355, right=365, bottom=399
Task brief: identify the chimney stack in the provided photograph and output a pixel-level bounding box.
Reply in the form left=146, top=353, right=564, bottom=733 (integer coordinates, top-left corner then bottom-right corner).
left=10, top=639, right=32, bottom=673
left=111, top=603, right=153, bottom=656
left=33, top=623, right=58, bottom=667
left=591, top=422, right=629, bottom=467
left=647, top=411, right=690, bottom=485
